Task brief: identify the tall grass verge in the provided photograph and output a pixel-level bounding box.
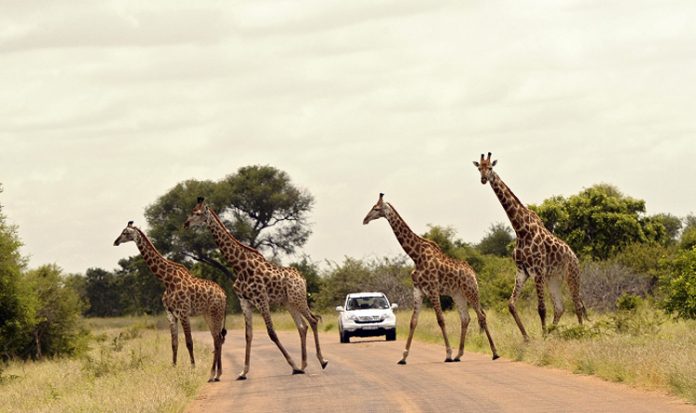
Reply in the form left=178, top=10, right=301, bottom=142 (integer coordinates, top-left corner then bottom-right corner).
left=0, top=322, right=213, bottom=413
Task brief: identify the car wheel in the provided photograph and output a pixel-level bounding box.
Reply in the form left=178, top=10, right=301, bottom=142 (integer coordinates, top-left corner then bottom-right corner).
left=340, top=330, right=350, bottom=343
left=386, top=330, right=396, bottom=341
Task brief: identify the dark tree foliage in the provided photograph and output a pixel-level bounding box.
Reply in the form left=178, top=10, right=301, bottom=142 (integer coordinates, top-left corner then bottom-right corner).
left=115, top=256, right=165, bottom=315
left=84, top=268, right=126, bottom=317
left=0, top=186, right=32, bottom=359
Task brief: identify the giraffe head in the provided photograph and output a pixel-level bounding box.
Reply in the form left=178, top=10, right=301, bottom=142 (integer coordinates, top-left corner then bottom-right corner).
left=362, top=193, right=389, bottom=225
left=113, top=221, right=139, bottom=246
left=183, top=196, right=210, bottom=229
left=472, top=152, right=497, bottom=184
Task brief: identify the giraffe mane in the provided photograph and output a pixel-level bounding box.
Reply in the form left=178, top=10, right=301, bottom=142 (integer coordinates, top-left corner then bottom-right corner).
left=132, top=226, right=192, bottom=275
left=208, top=208, right=265, bottom=258
left=386, top=202, right=440, bottom=248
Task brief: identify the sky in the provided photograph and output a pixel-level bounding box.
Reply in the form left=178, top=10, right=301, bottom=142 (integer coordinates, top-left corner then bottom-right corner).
left=1, top=0, right=695, bottom=275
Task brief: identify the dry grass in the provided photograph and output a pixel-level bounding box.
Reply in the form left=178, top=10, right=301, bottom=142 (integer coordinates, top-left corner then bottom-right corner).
left=3, top=308, right=693, bottom=412
left=0, top=323, right=213, bottom=413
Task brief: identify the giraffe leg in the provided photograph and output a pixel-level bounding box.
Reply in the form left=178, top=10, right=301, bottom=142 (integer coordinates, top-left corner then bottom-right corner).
left=475, top=305, right=499, bottom=360
left=548, top=275, right=565, bottom=327
left=257, top=299, right=302, bottom=374
left=206, top=314, right=224, bottom=382
left=166, top=311, right=179, bottom=366
left=509, top=268, right=530, bottom=341
left=427, top=291, right=453, bottom=362
left=567, top=260, right=587, bottom=324
left=398, top=287, right=423, bottom=365
left=208, top=334, right=221, bottom=382
left=451, top=292, right=470, bottom=362
left=300, top=306, right=328, bottom=369
left=289, top=308, right=308, bottom=371
left=534, top=274, right=547, bottom=336
left=237, top=298, right=253, bottom=380
left=181, top=317, right=195, bottom=366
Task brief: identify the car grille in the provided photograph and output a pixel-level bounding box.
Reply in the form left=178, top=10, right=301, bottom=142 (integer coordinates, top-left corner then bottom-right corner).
left=355, top=315, right=383, bottom=324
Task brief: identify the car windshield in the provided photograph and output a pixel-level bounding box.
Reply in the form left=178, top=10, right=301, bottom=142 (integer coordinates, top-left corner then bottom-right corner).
left=346, top=297, right=389, bottom=310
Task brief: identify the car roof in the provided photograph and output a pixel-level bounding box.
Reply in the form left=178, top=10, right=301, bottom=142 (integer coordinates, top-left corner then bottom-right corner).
left=346, top=292, right=386, bottom=298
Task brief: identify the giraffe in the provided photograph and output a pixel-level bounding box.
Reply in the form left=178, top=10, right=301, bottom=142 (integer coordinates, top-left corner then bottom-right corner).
left=363, top=193, right=499, bottom=364
left=113, top=221, right=228, bottom=382
left=473, top=152, right=588, bottom=340
left=184, top=197, right=328, bottom=380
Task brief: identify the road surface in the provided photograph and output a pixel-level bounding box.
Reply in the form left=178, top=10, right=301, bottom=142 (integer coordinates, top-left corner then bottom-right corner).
left=186, top=330, right=694, bottom=413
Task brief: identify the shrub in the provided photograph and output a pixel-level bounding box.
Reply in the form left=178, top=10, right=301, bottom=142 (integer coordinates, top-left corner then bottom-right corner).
left=659, top=248, right=696, bottom=319
left=580, top=260, right=652, bottom=311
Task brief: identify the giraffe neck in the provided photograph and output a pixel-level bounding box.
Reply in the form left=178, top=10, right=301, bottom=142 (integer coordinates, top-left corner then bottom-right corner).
left=488, top=172, right=530, bottom=235
left=132, top=228, right=181, bottom=286
left=205, top=208, right=264, bottom=274
left=384, top=203, right=425, bottom=262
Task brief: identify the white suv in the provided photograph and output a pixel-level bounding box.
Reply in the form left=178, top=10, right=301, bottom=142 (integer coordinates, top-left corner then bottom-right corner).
left=336, top=292, right=398, bottom=343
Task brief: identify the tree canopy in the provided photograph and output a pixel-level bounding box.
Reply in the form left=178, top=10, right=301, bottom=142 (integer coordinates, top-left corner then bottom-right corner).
left=529, top=184, right=670, bottom=260
left=144, top=165, right=314, bottom=278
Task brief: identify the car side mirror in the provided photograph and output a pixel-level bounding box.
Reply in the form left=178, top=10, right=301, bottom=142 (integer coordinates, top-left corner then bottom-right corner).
left=391, top=303, right=398, bottom=310
left=336, top=306, right=344, bottom=312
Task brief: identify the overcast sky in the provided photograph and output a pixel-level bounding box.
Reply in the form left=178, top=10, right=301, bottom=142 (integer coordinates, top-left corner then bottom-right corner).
left=1, top=0, right=695, bottom=275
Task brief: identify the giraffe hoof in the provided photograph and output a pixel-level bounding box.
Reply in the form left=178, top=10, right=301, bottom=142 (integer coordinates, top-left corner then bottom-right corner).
left=236, top=375, right=247, bottom=381
left=452, top=358, right=461, bottom=362
left=321, top=360, right=329, bottom=370
left=492, top=354, right=500, bottom=361
left=444, top=358, right=454, bottom=363
left=207, top=378, right=214, bottom=383
left=397, top=360, right=407, bottom=365
left=214, top=377, right=221, bottom=382
left=292, top=369, right=305, bottom=375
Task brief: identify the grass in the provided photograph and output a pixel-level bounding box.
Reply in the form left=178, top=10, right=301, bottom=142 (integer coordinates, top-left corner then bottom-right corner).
left=2, top=307, right=693, bottom=411
left=0, top=320, right=214, bottom=413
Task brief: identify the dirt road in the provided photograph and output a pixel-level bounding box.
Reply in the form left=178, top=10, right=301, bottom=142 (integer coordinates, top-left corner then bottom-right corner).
left=186, top=330, right=694, bottom=413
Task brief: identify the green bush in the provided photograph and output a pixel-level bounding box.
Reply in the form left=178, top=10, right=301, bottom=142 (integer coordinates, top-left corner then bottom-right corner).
left=19, top=265, right=89, bottom=359
left=660, top=248, right=696, bottom=319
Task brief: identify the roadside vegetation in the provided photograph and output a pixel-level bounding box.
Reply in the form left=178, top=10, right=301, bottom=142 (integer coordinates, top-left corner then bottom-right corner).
left=0, top=319, right=213, bottom=413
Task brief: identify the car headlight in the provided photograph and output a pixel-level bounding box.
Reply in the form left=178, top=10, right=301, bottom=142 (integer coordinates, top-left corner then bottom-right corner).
left=346, top=314, right=357, bottom=321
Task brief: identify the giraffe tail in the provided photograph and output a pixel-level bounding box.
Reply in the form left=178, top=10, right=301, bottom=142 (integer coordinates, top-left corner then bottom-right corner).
left=220, top=305, right=228, bottom=344
left=309, top=310, right=322, bottom=324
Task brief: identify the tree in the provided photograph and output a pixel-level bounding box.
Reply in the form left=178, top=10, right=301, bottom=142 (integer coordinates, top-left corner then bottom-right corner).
left=144, top=165, right=314, bottom=279
left=0, top=185, right=34, bottom=359
left=21, top=265, right=88, bottom=359
left=115, top=256, right=165, bottom=315
left=680, top=214, right=696, bottom=250
left=84, top=268, right=125, bottom=317
left=660, top=247, right=696, bottom=319
left=289, top=255, right=322, bottom=306
left=477, top=222, right=514, bottom=257
left=530, top=184, right=670, bottom=260
left=651, top=213, right=682, bottom=244
left=421, top=225, right=484, bottom=272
